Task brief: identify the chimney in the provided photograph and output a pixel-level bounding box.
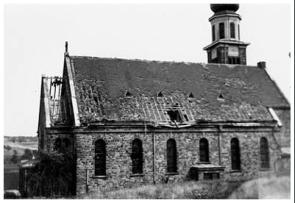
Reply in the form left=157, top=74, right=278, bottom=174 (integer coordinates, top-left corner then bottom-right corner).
left=257, top=61, right=266, bottom=69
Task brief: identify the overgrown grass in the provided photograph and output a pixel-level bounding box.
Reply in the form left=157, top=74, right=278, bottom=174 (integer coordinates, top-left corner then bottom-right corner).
left=78, top=180, right=243, bottom=199
left=229, top=175, right=290, bottom=199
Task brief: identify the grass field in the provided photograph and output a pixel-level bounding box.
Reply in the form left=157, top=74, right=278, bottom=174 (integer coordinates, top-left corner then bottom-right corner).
left=78, top=175, right=290, bottom=199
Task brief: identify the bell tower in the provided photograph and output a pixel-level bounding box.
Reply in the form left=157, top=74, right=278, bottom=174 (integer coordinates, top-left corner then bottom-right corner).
left=203, top=4, right=249, bottom=65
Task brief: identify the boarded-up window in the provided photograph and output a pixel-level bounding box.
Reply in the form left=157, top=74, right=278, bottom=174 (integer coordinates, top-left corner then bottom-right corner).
left=260, top=137, right=270, bottom=168
left=219, top=23, right=225, bottom=39
left=167, top=139, right=177, bottom=173
left=231, top=138, right=241, bottom=170
left=95, top=139, right=106, bottom=176
left=230, top=22, right=235, bottom=38
left=131, top=139, right=143, bottom=174
left=200, top=138, right=209, bottom=162
left=212, top=25, right=216, bottom=41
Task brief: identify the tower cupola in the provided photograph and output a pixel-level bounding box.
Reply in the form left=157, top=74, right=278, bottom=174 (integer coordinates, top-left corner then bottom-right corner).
left=204, top=4, right=249, bottom=65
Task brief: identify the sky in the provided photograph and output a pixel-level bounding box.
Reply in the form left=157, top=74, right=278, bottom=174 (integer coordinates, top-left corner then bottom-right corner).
left=3, top=2, right=293, bottom=137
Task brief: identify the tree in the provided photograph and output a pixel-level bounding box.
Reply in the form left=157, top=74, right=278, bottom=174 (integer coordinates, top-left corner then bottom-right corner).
left=11, top=150, right=18, bottom=164
left=21, top=149, right=33, bottom=160
left=26, top=150, right=76, bottom=197
left=4, top=145, right=12, bottom=151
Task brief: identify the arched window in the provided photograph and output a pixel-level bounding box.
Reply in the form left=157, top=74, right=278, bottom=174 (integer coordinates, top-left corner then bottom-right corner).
left=200, top=138, right=209, bottom=162
left=230, top=22, right=235, bottom=38
left=167, top=139, right=177, bottom=173
left=260, top=137, right=270, bottom=168
left=219, top=22, right=225, bottom=39
left=95, top=139, right=106, bottom=176
left=131, top=139, right=143, bottom=174
left=231, top=138, right=241, bottom=170
left=212, top=25, right=216, bottom=41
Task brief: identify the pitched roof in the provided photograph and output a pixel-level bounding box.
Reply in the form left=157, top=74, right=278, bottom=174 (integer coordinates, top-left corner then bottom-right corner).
left=69, top=56, right=288, bottom=124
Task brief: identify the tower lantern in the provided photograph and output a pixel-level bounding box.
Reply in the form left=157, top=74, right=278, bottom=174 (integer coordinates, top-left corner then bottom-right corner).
left=203, top=4, right=249, bottom=65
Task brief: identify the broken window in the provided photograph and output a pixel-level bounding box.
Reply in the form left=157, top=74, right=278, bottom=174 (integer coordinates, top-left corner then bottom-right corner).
left=131, top=139, right=143, bottom=174
left=200, top=138, right=209, bottom=162
left=231, top=138, right=241, bottom=170
left=95, top=139, right=106, bottom=176
left=260, top=137, right=270, bottom=169
left=167, top=110, right=183, bottom=123
left=167, top=139, right=177, bottom=173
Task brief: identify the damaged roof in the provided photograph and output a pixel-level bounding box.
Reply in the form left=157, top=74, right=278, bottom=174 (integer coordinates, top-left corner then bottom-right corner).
left=69, top=56, right=288, bottom=124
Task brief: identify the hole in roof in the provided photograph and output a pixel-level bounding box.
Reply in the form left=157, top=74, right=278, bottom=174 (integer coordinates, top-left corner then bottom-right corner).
left=93, top=95, right=99, bottom=104
left=183, top=114, right=189, bottom=121
left=218, top=93, right=224, bottom=99
left=157, top=91, right=163, bottom=97
left=167, top=110, right=183, bottom=123
left=217, top=93, right=225, bottom=102
left=189, top=92, right=194, bottom=98
left=125, top=91, right=132, bottom=97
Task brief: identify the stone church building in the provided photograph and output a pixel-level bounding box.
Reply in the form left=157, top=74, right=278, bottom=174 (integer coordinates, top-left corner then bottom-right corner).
left=37, top=4, right=290, bottom=195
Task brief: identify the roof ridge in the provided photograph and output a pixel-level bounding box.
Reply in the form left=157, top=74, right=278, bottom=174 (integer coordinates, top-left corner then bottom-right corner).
left=70, top=55, right=201, bottom=65
left=70, top=55, right=260, bottom=68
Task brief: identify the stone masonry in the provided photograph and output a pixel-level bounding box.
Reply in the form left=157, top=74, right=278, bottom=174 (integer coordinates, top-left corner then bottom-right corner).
left=59, top=124, right=281, bottom=195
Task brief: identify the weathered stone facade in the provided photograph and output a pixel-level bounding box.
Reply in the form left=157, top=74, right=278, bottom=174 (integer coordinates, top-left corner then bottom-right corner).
left=42, top=123, right=281, bottom=195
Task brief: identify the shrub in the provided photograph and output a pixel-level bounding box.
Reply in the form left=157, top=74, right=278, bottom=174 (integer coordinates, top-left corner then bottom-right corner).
left=24, top=151, right=76, bottom=197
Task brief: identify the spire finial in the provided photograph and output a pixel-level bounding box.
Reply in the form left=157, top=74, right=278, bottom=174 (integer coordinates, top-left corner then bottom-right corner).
left=65, top=41, right=68, bottom=54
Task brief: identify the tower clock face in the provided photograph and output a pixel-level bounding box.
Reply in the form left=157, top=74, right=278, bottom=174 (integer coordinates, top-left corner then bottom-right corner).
left=228, top=46, right=239, bottom=57
left=211, top=48, right=217, bottom=59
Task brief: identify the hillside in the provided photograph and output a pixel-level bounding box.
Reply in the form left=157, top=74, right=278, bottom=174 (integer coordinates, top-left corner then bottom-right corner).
left=4, top=136, right=38, bottom=190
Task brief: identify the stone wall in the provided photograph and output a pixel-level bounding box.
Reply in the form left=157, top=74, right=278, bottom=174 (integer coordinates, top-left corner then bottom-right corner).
left=219, top=131, right=281, bottom=181
left=46, top=129, right=74, bottom=153
left=273, top=108, right=290, bottom=147
left=75, top=127, right=281, bottom=195
left=153, top=132, right=219, bottom=184
left=75, top=130, right=154, bottom=194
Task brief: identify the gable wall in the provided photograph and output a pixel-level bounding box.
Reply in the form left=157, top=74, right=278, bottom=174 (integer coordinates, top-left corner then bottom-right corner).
left=60, top=60, right=75, bottom=126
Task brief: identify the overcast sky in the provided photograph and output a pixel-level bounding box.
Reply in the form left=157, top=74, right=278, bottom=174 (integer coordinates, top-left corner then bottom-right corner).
left=4, top=3, right=292, bottom=137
